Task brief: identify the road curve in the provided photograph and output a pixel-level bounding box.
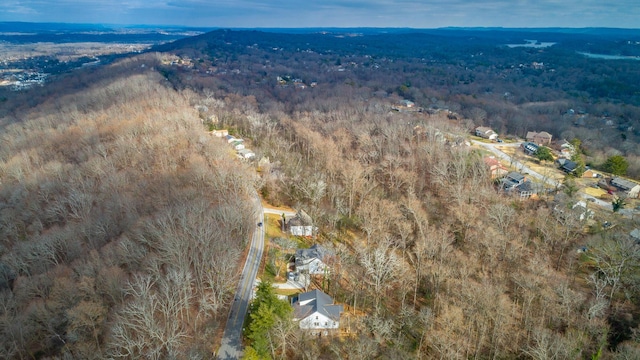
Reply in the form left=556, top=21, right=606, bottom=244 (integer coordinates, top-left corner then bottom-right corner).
left=217, top=194, right=265, bottom=360
left=473, top=140, right=632, bottom=213
left=473, top=140, right=561, bottom=188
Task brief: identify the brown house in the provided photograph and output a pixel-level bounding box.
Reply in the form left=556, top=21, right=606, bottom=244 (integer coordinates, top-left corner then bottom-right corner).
left=484, top=156, right=508, bottom=179
left=526, top=131, right=553, bottom=145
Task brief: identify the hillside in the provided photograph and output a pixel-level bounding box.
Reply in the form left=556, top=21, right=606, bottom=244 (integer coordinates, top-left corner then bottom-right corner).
left=0, top=29, right=639, bottom=359
left=0, top=54, right=257, bottom=358
left=157, top=28, right=640, bottom=177
left=154, top=29, right=639, bottom=359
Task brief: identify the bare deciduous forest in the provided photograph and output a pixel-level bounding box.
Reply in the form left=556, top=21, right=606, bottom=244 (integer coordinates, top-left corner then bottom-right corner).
left=0, top=29, right=639, bottom=359
left=0, top=54, right=257, bottom=358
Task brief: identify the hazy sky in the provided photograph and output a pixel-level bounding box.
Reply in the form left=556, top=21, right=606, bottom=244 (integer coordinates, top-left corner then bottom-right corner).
left=1, top=0, right=639, bottom=28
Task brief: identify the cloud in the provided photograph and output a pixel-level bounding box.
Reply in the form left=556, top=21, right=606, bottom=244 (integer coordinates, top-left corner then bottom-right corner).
left=0, top=0, right=638, bottom=28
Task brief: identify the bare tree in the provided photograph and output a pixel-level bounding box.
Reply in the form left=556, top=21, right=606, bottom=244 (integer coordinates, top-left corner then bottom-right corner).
left=359, top=239, right=402, bottom=309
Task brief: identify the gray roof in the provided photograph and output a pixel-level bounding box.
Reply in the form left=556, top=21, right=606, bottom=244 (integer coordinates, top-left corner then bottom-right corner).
left=506, top=172, right=525, bottom=183
left=522, top=142, right=539, bottom=153
left=288, top=210, right=313, bottom=227
left=611, top=177, right=639, bottom=191
left=296, top=244, right=331, bottom=264
left=561, top=160, right=577, bottom=172
left=293, top=289, right=343, bottom=321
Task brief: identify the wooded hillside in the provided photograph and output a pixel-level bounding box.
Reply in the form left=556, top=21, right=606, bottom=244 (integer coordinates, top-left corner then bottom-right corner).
left=0, top=54, right=256, bottom=358
left=0, top=29, right=639, bottom=359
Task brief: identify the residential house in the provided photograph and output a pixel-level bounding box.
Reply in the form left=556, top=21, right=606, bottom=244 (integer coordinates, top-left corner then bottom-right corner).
left=557, top=158, right=577, bottom=173
left=501, top=172, right=537, bottom=199
left=501, top=172, right=525, bottom=190
left=558, top=140, right=575, bottom=158
left=210, top=129, right=229, bottom=137
left=225, top=135, right=237, bottom=143
left=292, top=289, right=343, bottom=334
left=521, top=142, right=539, bottom=155
left=231, top=141, right=245, bottom=150
left=611, top=177, right=640, bottom=198
left=554, top=197, right=594, bottom=221
left=295, top=244, right=333, bottom=275
left=512, top=180, right=538, bottom=199
left=526, top=131, right=553, bottom=145
left=288, top=210, right=314, bottom=237
left=571, top=201, right=594, bottom=221
left=237, top=148, right=255, bottom=160
left=475, top=126, right=498, bottom=140
left=400, top=99, right=415, bottom=108
left=582, top=169, right=599, bottom=178
left=484, top=156, right=508, bottom=179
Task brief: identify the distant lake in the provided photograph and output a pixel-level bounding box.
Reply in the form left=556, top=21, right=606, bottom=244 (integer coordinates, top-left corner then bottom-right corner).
left=578, top=52, right=640, bottom=60
left=506, top=40, right=556, bottom=48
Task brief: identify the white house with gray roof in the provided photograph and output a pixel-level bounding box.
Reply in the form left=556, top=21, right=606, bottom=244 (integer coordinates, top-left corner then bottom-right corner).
left=611, top=177, right=640, bottom=198
left=292, top=289, right=343, bottom=332
left=295, top=244, right=332, bottom=275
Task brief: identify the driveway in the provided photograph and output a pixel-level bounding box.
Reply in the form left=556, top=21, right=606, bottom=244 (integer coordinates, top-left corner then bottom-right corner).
left=263, top=206, right=297, bottom=217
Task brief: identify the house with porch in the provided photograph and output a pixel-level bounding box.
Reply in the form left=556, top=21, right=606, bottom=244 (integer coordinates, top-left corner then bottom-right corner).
left=287, top=210, right=314, bottom=237
left=292, top=289, right=343, bottom=334
left=295, top=244, right=333, bottom=275
left=475, top=126, right=498, bottom=140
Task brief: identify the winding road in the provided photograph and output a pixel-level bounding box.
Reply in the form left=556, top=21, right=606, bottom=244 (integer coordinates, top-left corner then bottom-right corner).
left=216, top=203, right=296, bottom=359
left=217, top=195, right=265, bottom=360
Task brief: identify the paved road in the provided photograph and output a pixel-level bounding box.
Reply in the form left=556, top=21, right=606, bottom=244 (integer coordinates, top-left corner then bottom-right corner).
left=217, top=195, right=265, bottom=360
left=473, top=140, right=639, bottom=214
left=473, top=140, right=561, bottom=187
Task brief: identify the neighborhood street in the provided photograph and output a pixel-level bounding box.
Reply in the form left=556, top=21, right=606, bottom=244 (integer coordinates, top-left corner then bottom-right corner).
left=217, top=194, right=265, bottom=360
left=472, top=140, right=561, bottom=188
left=217, top=204, right=297, bottom=359
left=474, top=140, right=619, bottom=211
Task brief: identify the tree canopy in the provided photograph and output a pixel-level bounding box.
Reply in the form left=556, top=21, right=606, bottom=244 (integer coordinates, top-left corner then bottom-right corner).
left=534, top=146, right=554, bottom=162
left=603, top=155, right=629, bottom=176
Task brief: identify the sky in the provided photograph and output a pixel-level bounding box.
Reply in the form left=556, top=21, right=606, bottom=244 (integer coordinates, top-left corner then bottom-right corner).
left=1, top=0, right=639, bottom=29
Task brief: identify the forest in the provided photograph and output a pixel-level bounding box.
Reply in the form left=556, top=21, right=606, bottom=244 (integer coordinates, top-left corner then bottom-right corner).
left=0, top=28, right=639, bottom=359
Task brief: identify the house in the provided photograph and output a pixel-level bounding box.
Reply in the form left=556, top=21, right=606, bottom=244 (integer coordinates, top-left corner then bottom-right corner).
left=231, top=141, right=245, bottom=150
left=557, top=159, right=577, bottom=173
left=554, top=197, right=594, bottom=221
left=225, top=135, right=237, bottom=143
left=292, top=289, right=343, bottom=333
left=501, top=172, right=525, bottom=190
left=501, top=172, right=537, bottom=199
left=571, top=201, right=594, bottom=221
left=295, top=244, right=332, bottom=275
left=288, top=210, right=314, bottom=237
left=210, top=129, right=229, bottom=137
left=512, top=180, right=538, bottom=199
left=521, top=142, right=539, bottom=155
left=400, top=99, right=415, bottom=108
left=484, top=156, right=508, bottom=179
left=558, top=140, right=575, bottom=158
left=582, top=169, right=598, bottom=178
left=237, top=148, right=255, bottom=160
left=526, top=131, right=553, bottom=145
left=475, top=126, right=498, bottom=140
left=611, top=177, right=640, bottom=198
